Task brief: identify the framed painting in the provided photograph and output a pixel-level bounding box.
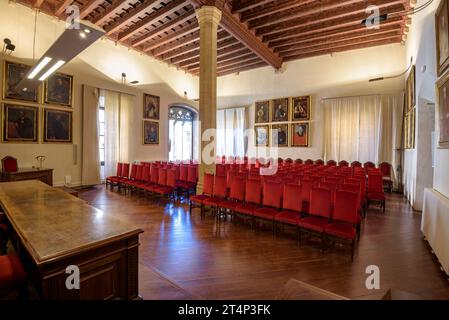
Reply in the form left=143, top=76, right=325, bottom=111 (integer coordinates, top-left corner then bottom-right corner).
left=436, top=0, right=449, bottom=76
left=410, top=108, right=416, bottom=149
left=404, top=112, right=410, bottom=149
left=143, top=120, right=159, bottom=145
left=291, top=122, right=310, bottom=148
left=436, top=71, right=449, bottom=148
left=271, top=124, right=289, bottom=147
left=255, top=125, right=269, bottom=147
left=271, top=98, right=289, bottom=122
left=44, top=73, right=73, bottom=107
left=3, top=61, right=38, bottom=102
left=406, top=65, right=416, bottom=112
left=143, top=94, right=160, bottom=120
left=43, top=108, right=72, bottom=143
left=2, top=103, right=38, bottom=143
left=292, top=96, right=311, bottom=121
left=255, top=100, right=270, bottom=123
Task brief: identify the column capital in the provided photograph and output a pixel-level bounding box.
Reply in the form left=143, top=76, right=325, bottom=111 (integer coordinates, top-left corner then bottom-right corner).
left=196, top=6, right=222, bottom=26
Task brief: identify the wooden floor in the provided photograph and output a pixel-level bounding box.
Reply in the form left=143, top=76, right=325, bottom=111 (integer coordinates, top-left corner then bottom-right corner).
left=79, top=186, right=449, bottom=300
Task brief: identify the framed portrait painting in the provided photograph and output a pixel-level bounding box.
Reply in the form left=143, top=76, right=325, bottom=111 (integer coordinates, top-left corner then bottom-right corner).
left=255, top=100, right=270, bottom=123
left=43, top=109, right=72, bottom=143
left=406, top=65, right=416, bottom=112
left=436, top=71, right=449, bottom=148
left=255, top=125, right=269, bottom=147
left=143, top=120, right=159, bottom=145
left=292, top=96, right=311, bottom=121
left=2, top=103, right=38, bottom=142
left=3, top=61, right=38, bottom=102
left=143, top=94, right=160, bottom=120
left=271, top=98, right=289, bottom=122
left=436, top=0, right=449, bottom=76
left=291, top=122, right=310, bottom=148
left=271, top=124, right=288, bottom=147
left=44, top=73, right=73, bottom=107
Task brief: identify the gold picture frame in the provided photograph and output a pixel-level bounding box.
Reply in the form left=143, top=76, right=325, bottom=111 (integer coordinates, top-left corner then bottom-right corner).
left=291, top=122, right=310, bottom=148
left=271, top=124, right=289, bottom=147
left=255, top=125, right=269, bottom=147
left=43, top=108, right=73, bottom=143
left=255, top=100, right=270, bottom=124
left=436, top=0, right=449, bottom=76
left=271, top=97, right=289, bottom=122
left=406, top=65, right=416, bottom=112
left=142, top=120, right=159, bottom=145
left=44, top=72, right=74, bottom=107
left=2, top=103, right=39, bottom=143
left=291, top=96, right=311, bottom=121
left=436, top=70, right=449, bottom=148
left=143, top=94, right=160, bottom=120
left=3, top=60, right=39, bottom=103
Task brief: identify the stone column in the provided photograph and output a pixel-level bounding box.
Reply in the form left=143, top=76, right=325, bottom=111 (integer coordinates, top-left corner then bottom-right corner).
left=196, top=6, right=222, bottom=194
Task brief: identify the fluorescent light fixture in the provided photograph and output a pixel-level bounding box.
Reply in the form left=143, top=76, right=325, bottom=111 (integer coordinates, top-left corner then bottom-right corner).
left=38, top=60, right=66, bottom=81
left=27, top=57, right=52, bottom=79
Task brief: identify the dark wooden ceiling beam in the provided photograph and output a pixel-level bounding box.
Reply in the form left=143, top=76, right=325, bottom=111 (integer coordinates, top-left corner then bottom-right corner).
left=241, top=0, right=315, bottom=23
left=79, top=0, right=104, bottom=19
left=270, top=18, right=403, bottom=49
left=92, top=0, right=133, bottom=26
left=179, top=43, right=246, bottom=68
left=54, top=0, right=73, bottom=17
left=152, top=30, right=201, bottom=56
left=104, top=0, right=160, bottom=36
left=232, top=0, right=275, bottom=13
left=144, top=21, right=199, bottom=52
left=262, top=4, right=405, bottom=41
left=119, top=0, right=189, bottom=42
left=216, top=61, right=268, bottom=76
left=188, top=48, right=253, bottom=71
left=189, top=51, right=256, bottom=72
left=217, top=57, right=262, bottom=71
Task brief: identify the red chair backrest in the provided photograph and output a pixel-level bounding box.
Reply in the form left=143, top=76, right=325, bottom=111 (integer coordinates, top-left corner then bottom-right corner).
left=122, top=163, right=130, bottom=178
left=216, top=164, right=226, bottom=176
left=283, top=184, right=302, bottom=212
left=334, top=190, right=359, bottom=224
left=135, top=165, right=143, bottom=180
left=319, top=181, right=337, bottom=204
left=368, top=174, right=383, bottom=193
left=262, top=181, right=283, bottom=208
left=150, top=166, right=159, bottom=184
left=213, top=175, right=228, bottom=198
left=2, top=156, right=18, bottom=172
left=166, top=169, right=177, bottom=187
left=245, top=179, right=262, bottom=205
left=158, top=168, right=167, bottom=186
left=340, top=183, right=361, bottom=208
left=305, top=159, right=314, bottom=165
left=116, top=163, right=123, bottom=177
left=364, top=161, right=375, bottom=168
left=142, top=165, right=150, bottom=182
left=300, top=180, right=313, bottom=203
left=338, top=160, right=349, bottom=167
left=315, top=159, right=324, bottom=165
left=179, top=165, right=188, bottom=181
left=309, top=187, right=332, bottom=219
left=229, top=177, right=246, bottom=201
left=203, top=173, right=214, bottom=195
left=187, top=166, right=197, bottom=183
left=129, top=164, right=138, bottom=180
left=351, top=161, right=362, bottom=167
left=327, top=160, right=337, bottom=166
left=379, top=162, right=391, bottom=178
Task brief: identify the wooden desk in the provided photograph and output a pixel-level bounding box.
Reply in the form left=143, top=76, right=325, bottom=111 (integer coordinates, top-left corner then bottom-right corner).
left=0, top=180, right=143, bottom=300
left=0, top=168, right=53, bottom=186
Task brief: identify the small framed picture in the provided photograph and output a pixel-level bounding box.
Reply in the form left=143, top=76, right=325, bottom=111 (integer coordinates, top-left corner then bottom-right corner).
left=255, top=100, right=270, bottom=123
left=271, top=124, right=288, bottom=147
left=2, top=103, right=38, bottom=143
left=291, top=122, right=310, bottom=147
left=436, top=0, right=449, bottom=76
left=3, top=61, right=39, bottom=102
left=143, top=120, right=159, bottom=145
left=44, top=72, right=73, bottom=107
left=255, top=125, right=269, bottom=147
left=43, top=108, right=73, bottom=143
left=271, top=98, right=289, bottom=122
left=437, top=70, right=449, bottom=148
left=406, top=65, right=416, bottom=112
left=143, top=94, right=160, bottom=120
left=292, top=96, right=311, bottom=121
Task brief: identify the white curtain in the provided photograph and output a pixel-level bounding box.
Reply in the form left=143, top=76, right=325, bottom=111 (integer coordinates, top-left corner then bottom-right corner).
left=235, top=107, right=245, bottom=157
left=216, top=109, right=226, bottom=157
left=324, top=93, right=404, bottom=185
left=216, top=107, right=246, bottom=158
left=225, top=109, right=235, bottom=156
left=81, top=85, right=101, bottom=186
left=119, top=93, right=134, bottom=163
left=103, top=89, right=120, bottom=178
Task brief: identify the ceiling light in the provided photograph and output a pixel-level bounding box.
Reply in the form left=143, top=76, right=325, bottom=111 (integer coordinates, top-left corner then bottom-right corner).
left=79, top=31, right=86, bottom=38
left=39, top=60, right=66, bottom=81
left=84, top=28, right=91, bottom=34
left=28, top=57, right=52, bottom=79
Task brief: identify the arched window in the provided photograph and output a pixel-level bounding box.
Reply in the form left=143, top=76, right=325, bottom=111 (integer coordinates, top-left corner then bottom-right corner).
left=168, top=106, right=196, bottom=161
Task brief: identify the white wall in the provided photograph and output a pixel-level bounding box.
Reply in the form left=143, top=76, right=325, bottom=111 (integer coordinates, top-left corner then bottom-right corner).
left=217, top=43, right=406, bottom=160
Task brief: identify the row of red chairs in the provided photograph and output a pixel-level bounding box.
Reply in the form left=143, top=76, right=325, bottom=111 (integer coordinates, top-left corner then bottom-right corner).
left=190, top=175, right=364, bottom=260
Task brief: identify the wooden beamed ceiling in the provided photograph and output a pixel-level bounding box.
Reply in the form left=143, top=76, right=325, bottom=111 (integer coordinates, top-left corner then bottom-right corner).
left=19, top=0, right=411, bottom=77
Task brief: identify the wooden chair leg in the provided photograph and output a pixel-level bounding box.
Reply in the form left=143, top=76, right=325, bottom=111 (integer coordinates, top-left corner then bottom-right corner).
left=351, top=240, right=356, bottom=261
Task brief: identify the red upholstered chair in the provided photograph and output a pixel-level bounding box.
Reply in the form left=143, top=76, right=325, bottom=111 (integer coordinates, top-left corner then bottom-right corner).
left=340, top=183, right=363, bottom=238
left=253, top=181, right=283, bottom=232
left=1, top=156, right=18, bottom=173
left=106, top=163, right=123, bottom=190
left=185, top=165, right=198, bottom=195
left=298, top=187, right=332, bottom=248
left=315, top=159, right=324, bottom=165
left=305, top=159, right=314, bottom=165
left=216, top=164, right=227, bottom=177
left=295, top=159, right=303, bottom=164
left=203, top=175, right=228, bottom=216
left=319, top=181, right=337, bottom=206
left=353, top=167, right=365, bottom=177
left=338, top=160, right=349, bottom=167
left=218, top=177, right=246, bottom=219
left=133, top=165, right=150, bottom=192
left=0, top=253, right=28, bottom=299
left=234, top=179, right=262, bottom=220
left=300, top=180, right=314, bottom=214
left=274, top=184, right=302, bottom=238
left=367, top=174, right=386, bottom=212
left=121, top=164, right=138, bottom=193
left=379, top=162, right=393, bottom=193
left=326, top=160, right=337, bottom=166
left=128, top=164, right=144, bottom=194
left=363, top=161, right=375, bottom=169
left=325, top=190, right=359, bottom=261
left=154, top=169, right=177, bottom=200
left=189, top=173, right=214, bottom=218
left=351, top=161, right=362, bottom=168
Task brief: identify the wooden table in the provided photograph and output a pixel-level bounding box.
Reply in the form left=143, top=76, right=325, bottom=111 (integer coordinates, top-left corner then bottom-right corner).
left=0, top=180, right=143, bottom=300
left=0, top=168, right=53, bottom=186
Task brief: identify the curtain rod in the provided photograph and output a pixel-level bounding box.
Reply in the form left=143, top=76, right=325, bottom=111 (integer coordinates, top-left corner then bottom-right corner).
left=320, top=93, right=402, bottom=103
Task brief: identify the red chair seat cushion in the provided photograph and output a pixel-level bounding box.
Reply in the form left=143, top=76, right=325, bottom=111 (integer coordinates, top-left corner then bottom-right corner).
left=0, top=254, right=27, bottom=291
left=234, top=203, right=259, bottom=216
left=190, top=194, right=210, bottom=205
left=219, top=200, right=242, bottom=211
left=298, top=216, right=329, bottom=233
left=275, top=210, right=302, bottom=225
left=155, top=186, right=174, bottom=195
left=253, top=207, right=279, bottom=220
left=203, top=197, right=225, bottom=207
left=367, top=192, right=385, bottom=201
left=325, top=222, right=356, bottom=240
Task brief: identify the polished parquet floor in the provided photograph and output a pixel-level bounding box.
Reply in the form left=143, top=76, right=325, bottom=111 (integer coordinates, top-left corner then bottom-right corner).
left=79, top=186, right=449, bottom=300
